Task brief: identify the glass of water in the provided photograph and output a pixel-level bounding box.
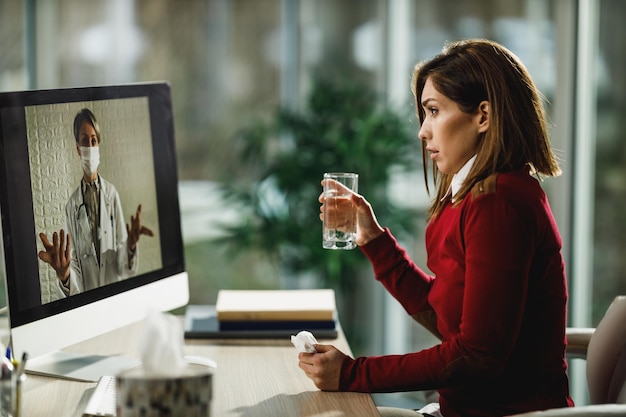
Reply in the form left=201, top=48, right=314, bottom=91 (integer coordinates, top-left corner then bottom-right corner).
left=322, top=172, right=358, bottom=250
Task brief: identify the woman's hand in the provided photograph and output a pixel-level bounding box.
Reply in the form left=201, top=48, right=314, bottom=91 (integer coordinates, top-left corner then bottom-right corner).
left=38, top=230, right=71, bottom=282
left=319, top=179, right=384, bottom=246
left=298, top=344, right=348, bottom=391
left=127, top=204, right=154, bottom=252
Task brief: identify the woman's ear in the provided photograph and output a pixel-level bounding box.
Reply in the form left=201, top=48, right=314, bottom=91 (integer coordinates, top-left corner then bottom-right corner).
left=477, top=101, right=490, bottom=133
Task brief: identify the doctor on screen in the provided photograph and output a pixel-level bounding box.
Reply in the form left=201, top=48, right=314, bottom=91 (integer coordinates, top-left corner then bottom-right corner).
left=38, top=108, right=154, bottom=296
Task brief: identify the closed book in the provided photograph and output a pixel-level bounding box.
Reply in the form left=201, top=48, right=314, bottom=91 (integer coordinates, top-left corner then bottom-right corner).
left=218, top=319, right=337, bottom=331
left=184, top=305, right=339, bottom=339
left=215, top=289, right=336, bottom=322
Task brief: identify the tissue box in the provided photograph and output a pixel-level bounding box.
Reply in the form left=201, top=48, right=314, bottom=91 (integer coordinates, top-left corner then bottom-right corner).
left=116, top=363, right=213, bottom=417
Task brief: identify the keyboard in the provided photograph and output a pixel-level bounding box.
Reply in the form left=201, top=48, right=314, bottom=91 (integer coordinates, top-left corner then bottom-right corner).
left=83, top=375, right=116, bottom=417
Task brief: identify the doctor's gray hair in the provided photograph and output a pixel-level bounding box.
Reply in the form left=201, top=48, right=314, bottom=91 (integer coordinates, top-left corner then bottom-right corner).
left=73, top=108, right=102, bottom=144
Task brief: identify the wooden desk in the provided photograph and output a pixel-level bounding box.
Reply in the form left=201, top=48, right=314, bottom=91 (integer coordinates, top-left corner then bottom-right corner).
left=20, top=320, right=380, bottom=416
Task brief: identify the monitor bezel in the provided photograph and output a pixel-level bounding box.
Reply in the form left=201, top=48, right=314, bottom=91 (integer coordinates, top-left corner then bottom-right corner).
left=0, top=82, right=188, bottom=360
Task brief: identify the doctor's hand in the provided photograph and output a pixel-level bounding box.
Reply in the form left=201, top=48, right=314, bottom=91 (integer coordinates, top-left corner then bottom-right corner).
left=38, top=230, right=71, bottom=283
left=298, top=344, right=347, bottom=391
left=319, top=179, right=385, bottom=247
left=127, top=204, right=154, bottom=252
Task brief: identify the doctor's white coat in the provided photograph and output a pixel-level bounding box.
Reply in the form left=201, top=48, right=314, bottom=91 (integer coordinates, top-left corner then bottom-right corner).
left=58, top=176, right=138, bottom=296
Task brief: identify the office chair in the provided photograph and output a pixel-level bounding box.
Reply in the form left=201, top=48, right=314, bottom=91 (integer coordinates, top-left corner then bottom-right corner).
left=509, top=295, right=626, bottom=416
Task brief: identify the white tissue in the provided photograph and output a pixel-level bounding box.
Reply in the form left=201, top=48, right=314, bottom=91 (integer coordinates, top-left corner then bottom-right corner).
left=291, top=331, right=318, bottom=353
left=139, top=309, right=188, bottom=377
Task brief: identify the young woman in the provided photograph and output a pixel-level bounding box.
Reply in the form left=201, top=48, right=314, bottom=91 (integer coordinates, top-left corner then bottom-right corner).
left=299, top=39, right=574, bottom=417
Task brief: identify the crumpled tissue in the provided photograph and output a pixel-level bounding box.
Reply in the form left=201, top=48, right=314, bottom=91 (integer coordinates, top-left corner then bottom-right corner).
left=139, top=309, right=188, bottom=377
left=291, top=330, right=319, bottom=353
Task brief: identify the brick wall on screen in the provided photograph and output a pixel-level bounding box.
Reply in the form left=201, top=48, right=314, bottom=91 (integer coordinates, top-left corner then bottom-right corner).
left=27, top=98, right=161, bottom=304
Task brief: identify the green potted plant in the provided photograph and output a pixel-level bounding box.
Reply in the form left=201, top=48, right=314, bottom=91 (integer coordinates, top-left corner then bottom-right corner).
left=215, top=77, right=421, bottom=341
left=220, top=79, right=421, bottom=285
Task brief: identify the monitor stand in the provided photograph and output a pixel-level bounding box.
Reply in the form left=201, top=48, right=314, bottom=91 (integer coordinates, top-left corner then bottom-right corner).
left=25, top=350, right=141, bottom=382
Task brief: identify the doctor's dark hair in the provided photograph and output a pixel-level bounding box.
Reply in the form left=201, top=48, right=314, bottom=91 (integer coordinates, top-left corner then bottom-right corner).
left=73, top=108, right=102, bottom=144
left=411, top=38, right=561, bottom=218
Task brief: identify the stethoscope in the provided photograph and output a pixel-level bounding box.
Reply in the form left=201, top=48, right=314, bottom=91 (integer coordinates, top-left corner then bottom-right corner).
left=75, top=177, right=107, bottom=237
left=75, top=177, right=103, bottom=263
left=76, top=178, right=99, bottom=223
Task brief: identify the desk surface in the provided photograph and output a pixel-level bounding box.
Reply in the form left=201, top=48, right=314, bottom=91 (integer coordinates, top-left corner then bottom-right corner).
left=21, top=320, right=380, bottom=417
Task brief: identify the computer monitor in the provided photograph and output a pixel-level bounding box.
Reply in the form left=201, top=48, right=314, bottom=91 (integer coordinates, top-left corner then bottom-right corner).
left=0, top=82, right=189, bottom=381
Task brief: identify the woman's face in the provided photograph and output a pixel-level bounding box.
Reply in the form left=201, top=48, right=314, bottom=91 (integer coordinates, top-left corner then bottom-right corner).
left=418, top=77, right=487, bottom=175
left=76, top=119, right=101, bottom=181
left=77, top=120, right=99, bottom=148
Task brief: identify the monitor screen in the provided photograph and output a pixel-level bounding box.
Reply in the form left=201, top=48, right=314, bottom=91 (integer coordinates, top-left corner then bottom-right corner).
left=0, top=82, right=189, bottom=380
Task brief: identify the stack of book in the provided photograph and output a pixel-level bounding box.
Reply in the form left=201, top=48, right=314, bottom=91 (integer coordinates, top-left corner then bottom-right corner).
left=184, top=289, right=338, bottom=339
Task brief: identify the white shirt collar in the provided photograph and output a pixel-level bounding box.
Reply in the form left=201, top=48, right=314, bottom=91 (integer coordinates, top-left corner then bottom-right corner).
left=442, top=155, right=477, bottom=202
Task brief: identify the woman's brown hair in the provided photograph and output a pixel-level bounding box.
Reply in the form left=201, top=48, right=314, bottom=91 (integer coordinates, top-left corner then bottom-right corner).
left=411, top=39, right=561, bottom=218
left=73, top=108, right=102, bottom=144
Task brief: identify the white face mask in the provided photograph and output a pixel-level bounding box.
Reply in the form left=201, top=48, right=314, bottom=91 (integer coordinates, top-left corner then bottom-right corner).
left=80, top=146, right=100, bottom=177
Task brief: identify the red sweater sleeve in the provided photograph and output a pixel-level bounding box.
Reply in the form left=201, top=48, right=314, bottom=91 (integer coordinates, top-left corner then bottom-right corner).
left=359, top=229, right=434, bottom=316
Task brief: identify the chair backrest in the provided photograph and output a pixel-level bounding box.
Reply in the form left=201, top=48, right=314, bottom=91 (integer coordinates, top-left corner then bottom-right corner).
left=586, top=295, right=626, bottom=404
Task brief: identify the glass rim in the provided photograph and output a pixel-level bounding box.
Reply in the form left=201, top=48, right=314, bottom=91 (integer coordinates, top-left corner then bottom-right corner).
left=323, top=172, right=358, bottom=178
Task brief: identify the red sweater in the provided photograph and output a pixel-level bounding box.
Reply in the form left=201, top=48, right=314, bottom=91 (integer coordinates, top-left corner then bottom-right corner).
left=341, top=169, right=574, bottom=417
